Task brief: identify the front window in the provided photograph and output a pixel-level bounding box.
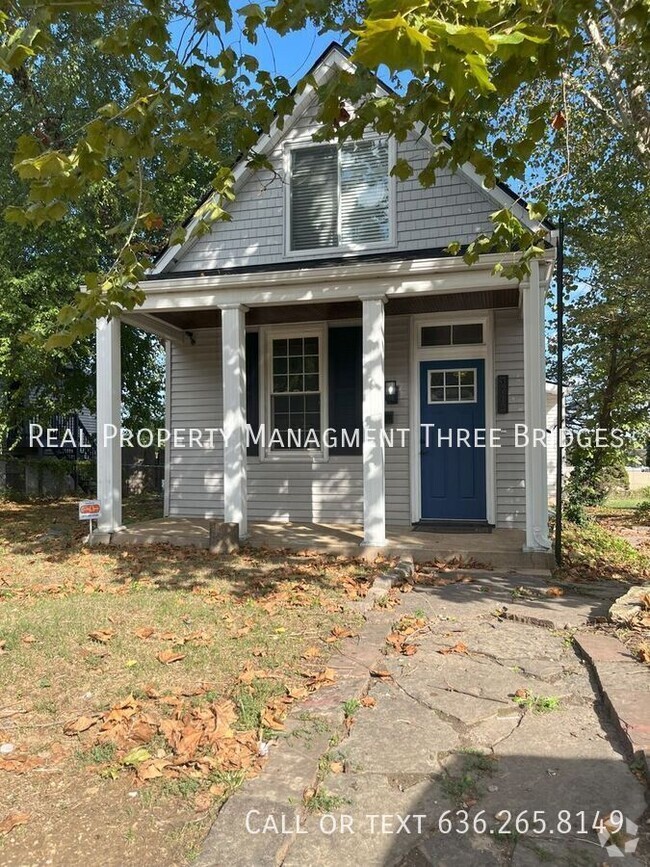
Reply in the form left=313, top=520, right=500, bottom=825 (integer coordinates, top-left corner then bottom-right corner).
left=270, top=335, right=321, bottom=449
left=289, top=139, right=390, bottom=252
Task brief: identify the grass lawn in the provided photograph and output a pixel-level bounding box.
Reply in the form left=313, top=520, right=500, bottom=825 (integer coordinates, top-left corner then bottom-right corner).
left=0, top=498, right=374, bottom=865
left=600, top=485, right=650, bottom=510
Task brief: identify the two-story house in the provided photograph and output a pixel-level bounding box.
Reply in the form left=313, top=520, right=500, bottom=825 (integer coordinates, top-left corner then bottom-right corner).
left=95, top=44, right=556, bottom=566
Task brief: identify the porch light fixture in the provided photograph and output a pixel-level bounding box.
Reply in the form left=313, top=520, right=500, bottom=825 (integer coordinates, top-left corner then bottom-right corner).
left=385, top=380, right=399, bottom=405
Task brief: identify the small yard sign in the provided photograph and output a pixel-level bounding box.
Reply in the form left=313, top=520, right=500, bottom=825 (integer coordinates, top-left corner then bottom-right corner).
left=79, top=500, right=101, bottom=521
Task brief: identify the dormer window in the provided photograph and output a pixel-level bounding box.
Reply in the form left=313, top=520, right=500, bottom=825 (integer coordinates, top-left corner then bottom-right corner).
left=288, top=139, right=392, bottom=253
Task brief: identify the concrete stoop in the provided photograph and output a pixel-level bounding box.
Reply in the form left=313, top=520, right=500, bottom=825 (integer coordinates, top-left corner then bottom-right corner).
left=89, top=517, right=555, bottom=572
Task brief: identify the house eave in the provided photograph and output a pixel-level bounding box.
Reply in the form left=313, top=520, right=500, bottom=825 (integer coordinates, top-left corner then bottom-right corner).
left=141, top=250, right=554, bottom=300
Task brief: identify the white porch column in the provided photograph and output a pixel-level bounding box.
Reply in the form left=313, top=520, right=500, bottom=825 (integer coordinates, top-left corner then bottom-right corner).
left=522, top=261, right=551, bottom=551
left=361, top=295, right=387, bottom=547
left=96, top=317, right=122, bottom=533
left=220, top=304, right=248, bottom=539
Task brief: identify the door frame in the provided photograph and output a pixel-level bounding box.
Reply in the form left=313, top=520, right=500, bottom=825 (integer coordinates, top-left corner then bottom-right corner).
left=409, top=311, right=496, bottom=525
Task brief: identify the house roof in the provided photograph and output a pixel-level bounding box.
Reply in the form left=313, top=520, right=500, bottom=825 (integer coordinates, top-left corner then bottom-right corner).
left=152, top=41, right=555, bottom=275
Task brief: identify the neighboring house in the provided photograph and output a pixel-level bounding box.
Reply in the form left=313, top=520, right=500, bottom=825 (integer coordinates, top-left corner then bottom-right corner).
left=9, top=410, right=96, bottom=459
left=96, top=44, right=557, bottom=556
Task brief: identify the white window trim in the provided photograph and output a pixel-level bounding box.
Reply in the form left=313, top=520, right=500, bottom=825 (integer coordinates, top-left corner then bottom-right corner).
left=409, top=311, right=496, bottom=525
left=427, top=367, right=478, bottom=405
left=259, top=322, right=329, bottom=463
left=283, top=136, right=397, bottom=259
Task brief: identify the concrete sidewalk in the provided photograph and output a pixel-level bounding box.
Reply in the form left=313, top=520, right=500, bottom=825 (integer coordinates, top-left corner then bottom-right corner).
left=197, top=571, right=649, bottom=867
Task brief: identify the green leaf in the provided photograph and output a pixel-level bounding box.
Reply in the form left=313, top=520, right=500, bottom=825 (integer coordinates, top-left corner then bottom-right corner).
left=438, top=21, right=494, bottom=55
left=122, top=747, right=151, bottom=766
left=527, top=201, right=548, bottom=222
left=169, top=226, right=186, bottom=247
left=353, top=16, right=435, bottom=72
left=390, top=158, right=413, bottom=180
left=464, top=54, right=495, bottom=93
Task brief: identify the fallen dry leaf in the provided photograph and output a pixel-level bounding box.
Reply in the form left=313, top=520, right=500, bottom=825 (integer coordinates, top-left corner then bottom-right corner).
left=88, top=629, right=115, bottom=644
left=438, top=642, right=469, bottom=655
left=261, top=706, right=286, bottom=732
left=329, top=626, right=357, bottom=640
left=301, top=646, right=322, bottom=660
left=156, top=650, right=186, bottom=665
left=0, top=812, right=30, bottom=835
left=63, top=715, right=99, bottom=735
left=134, top=627, right=156, bottom=640
left=194, top=791, right=212, bottom=812
left=369, top=668, right=391, bottom=679
left=330, top=761, right=344, bottom=774
left=637, top=644, right=650, bottom=664
left=0, top=754, right=42, bottom=773
left=360, top=695, right=376, bottom=708
left=20, top=634, right=36, bottom=645
left=545, top=586, right=565, bottom=597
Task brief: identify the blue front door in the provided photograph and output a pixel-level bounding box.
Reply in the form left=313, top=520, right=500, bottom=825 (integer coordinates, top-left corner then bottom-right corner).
left=420, top=359, right=486, bottom=521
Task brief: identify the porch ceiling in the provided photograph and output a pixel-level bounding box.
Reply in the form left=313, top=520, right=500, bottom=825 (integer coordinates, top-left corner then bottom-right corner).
left=150, top=286, right=519, bottom=331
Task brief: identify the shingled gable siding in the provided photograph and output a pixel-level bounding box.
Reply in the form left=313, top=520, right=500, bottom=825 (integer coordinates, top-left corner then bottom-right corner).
left=494, top=308, right=526, bottom=529
left=167, top=317, right=412, bottom=525
left=169, top=98, right=496, bottom=274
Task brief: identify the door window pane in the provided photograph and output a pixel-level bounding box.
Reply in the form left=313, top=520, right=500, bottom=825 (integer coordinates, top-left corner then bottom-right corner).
left=428, top=369, right=477, bottom=403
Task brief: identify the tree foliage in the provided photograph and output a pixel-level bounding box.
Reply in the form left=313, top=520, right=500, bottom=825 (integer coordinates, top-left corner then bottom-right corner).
left=1, top=0, right=649, bottom=465
left=0, top=3, right=238, bottom=435
left=1, top=0, right=647, bottom=348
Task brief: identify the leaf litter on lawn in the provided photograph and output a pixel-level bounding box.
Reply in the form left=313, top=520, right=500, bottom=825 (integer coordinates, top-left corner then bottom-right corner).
left=0, top=500, right=373, bottom=865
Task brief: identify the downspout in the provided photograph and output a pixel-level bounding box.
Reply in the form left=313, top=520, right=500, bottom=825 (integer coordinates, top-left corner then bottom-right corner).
left=554, top=217, right=565, bottom=565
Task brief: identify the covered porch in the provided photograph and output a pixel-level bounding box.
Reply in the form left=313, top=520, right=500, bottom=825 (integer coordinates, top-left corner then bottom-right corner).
left=95, top=250, right=555, bottom=564
left=95, top=516, right=554, bottom=571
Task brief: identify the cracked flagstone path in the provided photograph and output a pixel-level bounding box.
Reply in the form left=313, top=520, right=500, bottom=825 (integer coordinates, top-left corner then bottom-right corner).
left=198, top=572, right=649, bottom=867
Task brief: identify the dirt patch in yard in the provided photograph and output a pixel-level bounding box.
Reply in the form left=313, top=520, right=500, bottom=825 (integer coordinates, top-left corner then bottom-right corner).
left=0, top=499, right=377, bottom=866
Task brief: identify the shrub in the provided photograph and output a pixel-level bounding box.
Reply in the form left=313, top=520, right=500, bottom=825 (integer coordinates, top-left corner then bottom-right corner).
left=564, top=498, right=590, bottom=526
left=634, top=500, right=650, bottom=526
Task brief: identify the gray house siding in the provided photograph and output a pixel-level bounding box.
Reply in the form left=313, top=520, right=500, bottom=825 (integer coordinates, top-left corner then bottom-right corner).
left=494, top=309, right=526, bottom=529
left=167, top=328, right=224, bottom=518
left=167, top=312, right=527, bottom=530
left=170, top=97, right=495, bottom=274
left=167, top=316, right=412, bottom=526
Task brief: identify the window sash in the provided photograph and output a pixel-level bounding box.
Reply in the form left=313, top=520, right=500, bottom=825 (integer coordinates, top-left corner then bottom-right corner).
left=289, top=140, right=390, bottom=252
left=270, top=335, right=322, bottom=450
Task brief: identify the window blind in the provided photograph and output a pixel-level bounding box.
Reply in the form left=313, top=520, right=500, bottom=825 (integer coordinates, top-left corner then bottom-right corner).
left=290, top=145, right=338, bottom=251
left=289, top=139, right=389, bottom=251
left=339, top=140, right=390, bottom=245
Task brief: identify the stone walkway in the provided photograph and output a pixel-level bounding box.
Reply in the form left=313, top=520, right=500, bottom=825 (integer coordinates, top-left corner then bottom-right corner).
left=198, top=571, right=649, bottom=867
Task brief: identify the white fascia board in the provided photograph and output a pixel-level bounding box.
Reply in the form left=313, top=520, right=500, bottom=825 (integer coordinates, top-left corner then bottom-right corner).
left=138, top=251, right=551, bottom=313
left=152, top=47, right=355, bottom=275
